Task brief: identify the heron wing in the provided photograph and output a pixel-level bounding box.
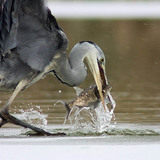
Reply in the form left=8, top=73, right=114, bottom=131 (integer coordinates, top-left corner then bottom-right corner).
left=0, top=0, right=15, bottom=56
left=0, top=0, right=68, bottom=71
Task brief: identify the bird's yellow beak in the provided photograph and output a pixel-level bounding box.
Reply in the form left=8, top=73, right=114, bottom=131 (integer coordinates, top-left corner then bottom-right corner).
left=86, top=55, right=108, bottom=112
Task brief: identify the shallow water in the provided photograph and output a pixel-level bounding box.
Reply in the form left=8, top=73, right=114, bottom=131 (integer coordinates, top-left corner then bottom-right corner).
left=0, top=20, right=160, bottom=125
left=1, top=20, right=160, bottom=126
left=0, top=20, right=160, bottom=160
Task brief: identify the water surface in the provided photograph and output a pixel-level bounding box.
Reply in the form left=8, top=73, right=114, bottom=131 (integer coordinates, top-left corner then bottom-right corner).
left=0, top=20, right=160, bottom=135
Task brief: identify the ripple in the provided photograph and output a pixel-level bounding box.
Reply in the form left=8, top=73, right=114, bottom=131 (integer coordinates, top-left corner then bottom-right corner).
left=47, top=125, right=160, bottom=137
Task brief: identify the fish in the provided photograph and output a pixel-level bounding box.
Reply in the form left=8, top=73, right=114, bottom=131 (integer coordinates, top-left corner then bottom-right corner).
left=58, top=84, right=116, bottom=119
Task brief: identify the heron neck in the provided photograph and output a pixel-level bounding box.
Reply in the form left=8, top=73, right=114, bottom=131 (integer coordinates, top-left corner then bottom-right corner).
left=54, top=50, right=87, bottom=86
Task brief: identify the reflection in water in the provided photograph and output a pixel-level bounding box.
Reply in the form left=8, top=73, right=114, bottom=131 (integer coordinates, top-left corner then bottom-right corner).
left=0, top=20, right=160, bottom=131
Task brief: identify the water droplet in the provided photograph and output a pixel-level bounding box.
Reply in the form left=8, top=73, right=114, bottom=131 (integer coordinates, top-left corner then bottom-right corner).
left=36, top=105, right=40, bottom=109
left=21, top=110, right=48, bottom=130
left=58, top=90, right=62, bottom=93
left=65, top=91, right=116, bottom=133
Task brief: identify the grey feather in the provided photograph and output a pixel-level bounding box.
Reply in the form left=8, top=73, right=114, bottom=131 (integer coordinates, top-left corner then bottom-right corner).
left=73, top=86, right=83, bottom=96
left=0, top=0, right=67, bottom=71
left=0, top=0, right=106, bottom=93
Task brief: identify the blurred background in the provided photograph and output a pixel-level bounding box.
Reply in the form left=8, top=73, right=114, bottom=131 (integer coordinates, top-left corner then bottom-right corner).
left=0, top=0, right=160, bottom=126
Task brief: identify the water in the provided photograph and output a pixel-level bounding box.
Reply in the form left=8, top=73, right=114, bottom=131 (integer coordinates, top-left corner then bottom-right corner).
left=0, top=19, right=160, bottom=160
left=65, top=104, right=114, bottom=134
left=1, top=20, right=159, bottom=126
left=0, top=20, right=160, bottom=129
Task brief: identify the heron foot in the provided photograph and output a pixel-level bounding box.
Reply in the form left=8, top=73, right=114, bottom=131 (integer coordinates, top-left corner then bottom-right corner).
left=0, top=107, right=9, bottom=127
left=0, top=109, right=65, bottom=136
left=25, top=131, right=66, bottom=136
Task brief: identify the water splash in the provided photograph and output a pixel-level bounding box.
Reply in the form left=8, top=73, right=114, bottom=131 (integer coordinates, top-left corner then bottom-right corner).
left=65, top=91, right=116, bottom=133
left=17, top=106, right=48, bottom=133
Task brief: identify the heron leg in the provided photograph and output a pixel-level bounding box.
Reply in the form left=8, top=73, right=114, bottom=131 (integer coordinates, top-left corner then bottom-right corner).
left=0, top=79, right=28, bottom=127
left=0, top=80, right=65, bottom=136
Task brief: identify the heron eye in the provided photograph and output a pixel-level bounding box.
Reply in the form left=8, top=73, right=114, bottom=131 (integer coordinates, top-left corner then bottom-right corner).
left=100, top=58, right=104, bottom=64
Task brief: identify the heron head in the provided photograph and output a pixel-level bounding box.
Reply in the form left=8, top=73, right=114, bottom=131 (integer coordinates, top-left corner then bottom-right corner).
left=81, top=41, right=108, bottom=111
left=53, top=41, right=109, bottom=111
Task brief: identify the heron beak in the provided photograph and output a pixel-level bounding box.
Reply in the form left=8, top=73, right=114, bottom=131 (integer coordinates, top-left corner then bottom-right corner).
left=86, top=55, right=108, bottom=112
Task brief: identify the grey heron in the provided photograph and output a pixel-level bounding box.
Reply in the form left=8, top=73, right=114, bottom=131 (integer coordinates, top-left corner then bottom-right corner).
left=0, top=0, right=108, bottom=135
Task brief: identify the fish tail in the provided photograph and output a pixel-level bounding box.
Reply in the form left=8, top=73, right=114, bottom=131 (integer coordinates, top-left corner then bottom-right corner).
left=64, top=103, right=71, bottom=119
left=56, top=100, right=71, bottom=119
